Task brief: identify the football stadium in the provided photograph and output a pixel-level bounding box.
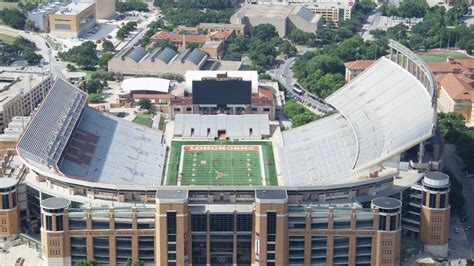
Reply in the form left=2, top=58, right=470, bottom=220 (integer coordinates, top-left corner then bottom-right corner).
left=0, top=40, right=452, bottom=266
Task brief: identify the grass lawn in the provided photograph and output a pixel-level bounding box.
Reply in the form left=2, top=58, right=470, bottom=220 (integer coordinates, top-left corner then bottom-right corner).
left=166, top=141, right=278, bottom=186
left=133, top=115, right=152, bottom=127
left=419, top=52, right=468, bottom=62
left=0, top=33, right=16, bottom=44
left=0, top=2, right=18, bottom=9
left=180, top=145, right=263, bottom=186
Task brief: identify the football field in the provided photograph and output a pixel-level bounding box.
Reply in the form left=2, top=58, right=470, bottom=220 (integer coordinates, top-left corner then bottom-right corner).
left=178, top=145, right=265, bottom=186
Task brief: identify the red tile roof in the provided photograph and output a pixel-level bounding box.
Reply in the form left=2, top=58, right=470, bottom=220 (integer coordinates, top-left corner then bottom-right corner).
left=344, top=60, right=376, bottom=70
left=436, top=73, right=474, bottom=101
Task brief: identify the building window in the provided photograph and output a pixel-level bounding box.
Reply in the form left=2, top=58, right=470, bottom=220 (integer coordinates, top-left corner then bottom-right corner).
left=1, top=194, right=9, bottom=209
left=56, top=215, right=63, bottom=231
left=174, top=108, right=181, bottom=112
left=191, top=214, right=207, bottom=232
left=263, top=108, right=270, bottom=112
left=54, top=24, right=72, bottom=30
left=378, top=215, right=386, bottom=231
left=389, top=215, right=397, bottom=231
left=209, top=214, right=234, bottom=232
left=236, top=214, right=252, bottom=232
left=167, top=212, right=177, bottom=235
left=186, top=107, right=192, bottom=111
left=439, top=193, right=446, bottom=208
left=429, top=193, right=436, bottom=208
left=46, top=216, right=53, bottom=231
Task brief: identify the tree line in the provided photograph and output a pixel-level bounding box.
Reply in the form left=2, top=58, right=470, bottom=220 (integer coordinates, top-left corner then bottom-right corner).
left=0, top=36, right=42, bottom=65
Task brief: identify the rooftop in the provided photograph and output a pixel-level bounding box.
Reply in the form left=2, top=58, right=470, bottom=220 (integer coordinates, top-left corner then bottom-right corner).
left=344, top=60, right=376, bottom=70
left=41, top=197, right=70, bottom=209
left=121, top=78, right=170, bottom=94
left=0, top=72, right=49, bottom=111
left=372, top=197, right=401, bottom=209
left=436, top=73, right=474, bottom=100
left=53, top=2, right=94, bottom=15
left=236, top=4, right=299, bottom=18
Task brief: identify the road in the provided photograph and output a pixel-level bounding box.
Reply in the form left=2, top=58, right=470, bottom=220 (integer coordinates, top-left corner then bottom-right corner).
left=0, top=25, right=67, bottom=79
left=361, top=12, right=381, bottom=41
left=442, top=144, right=474, bottom=246
left=272, top=57, right=334, bottom=115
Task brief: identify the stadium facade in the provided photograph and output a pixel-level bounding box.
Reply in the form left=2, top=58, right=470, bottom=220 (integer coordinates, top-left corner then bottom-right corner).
left=0, top=40, right=451, bottom=266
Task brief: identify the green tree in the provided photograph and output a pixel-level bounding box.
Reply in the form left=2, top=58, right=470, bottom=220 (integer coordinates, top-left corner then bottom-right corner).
left=99, top=53, right=114, bottom=69
left=0, top=9, right=27, bottom=29
left=102, top=40, right=114, bottom=51
left=116, top=0, right=149, bottom=12
left=59, top=41, right=98, bottom=69
left=88, top=93, right=102, bottom=103
left=186, top=42, right=200, bottom=50
left=75, top=259, right=98, bottom=266
left=86, top=80, right=104, bottom=94
left=138, top=99, right=152, bottom=110
left=22, top=48, right=42, bottom=64
left=66, top=64, right=77, bottom=72
left=24, top=19, right=38, bottom=31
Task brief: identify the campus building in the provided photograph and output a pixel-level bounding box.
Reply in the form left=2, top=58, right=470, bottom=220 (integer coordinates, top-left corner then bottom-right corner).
left=170, top=71, right=276, bottom=120
left=48, top=2, right=96, bottom=38
left=108, top=46, right=242, bottom=77
left=231, top=4, right=323, bottom=37
left=245, top=0, right=355, bottom=22
left=0, top=40, right=451, bottom=265
left=0, top=72, right=53, bottom=133
left=436, top=73, right=474, bottom=124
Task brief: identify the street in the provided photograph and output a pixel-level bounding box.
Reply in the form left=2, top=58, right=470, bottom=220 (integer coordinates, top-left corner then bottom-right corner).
left=272, top=56, right=334, bottom=115
left=442, top=144, right=474, bottom=247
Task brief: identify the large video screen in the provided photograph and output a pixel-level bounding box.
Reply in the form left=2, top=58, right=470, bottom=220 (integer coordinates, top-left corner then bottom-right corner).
left=192, top=79, right=252, bottom=105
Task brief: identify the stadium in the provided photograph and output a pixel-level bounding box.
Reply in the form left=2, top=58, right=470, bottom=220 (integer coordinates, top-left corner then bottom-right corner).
left=0, top=40, right=451, bottom=266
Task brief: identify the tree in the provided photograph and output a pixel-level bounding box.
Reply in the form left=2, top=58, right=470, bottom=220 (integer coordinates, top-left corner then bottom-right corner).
left=24, top=19, right=38, bottom=31
left=66, top=64, right=77, bottom=72
left=283, top=100, right=317, bottom=127
left=86, top=80, right=104, bottom=94
left=116, top=0, right=149, bottom=12
left=22, top=49, right=42, bottom=65
left=88, top=93, right=102, bottom=103
left=138, top=99, right=152, bottom=110
left=102, top=40, right=114, bottom=51
left=98, top=53, right=114, bottom=69
left=75, top=259, right=98, bottom=266
left=186, top=42, right=200, bottom=50
left=59, top=41, right=98, bottom=69
left=0, top=9, right=27, bottom=29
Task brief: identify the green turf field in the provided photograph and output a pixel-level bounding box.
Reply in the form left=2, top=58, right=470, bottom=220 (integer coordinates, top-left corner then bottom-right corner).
left=166, top=141, right=278, bottom=186
left=418, top=52, right=468, bottom=62
left=180, top=145, right=263, bottom=186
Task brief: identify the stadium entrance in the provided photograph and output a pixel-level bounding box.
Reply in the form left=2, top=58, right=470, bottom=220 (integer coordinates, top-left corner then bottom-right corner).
left=218, top=130, right=227, bottom=140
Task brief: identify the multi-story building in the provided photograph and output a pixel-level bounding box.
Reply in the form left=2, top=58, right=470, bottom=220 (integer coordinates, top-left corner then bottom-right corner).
left=231, top=4, right=323, bottom=37
left=1, top=40, right=451, bottom=265
left=48, top=2, right=96, bottom=38
left=0, top=72, right=53, bottom=133
left=436, top=73, right=474, bottom=124
left=246, top=0, right=355, bottom=22
left=169, top=71, right=276, bottom=120
left=108, top=46, right=241, bottom=77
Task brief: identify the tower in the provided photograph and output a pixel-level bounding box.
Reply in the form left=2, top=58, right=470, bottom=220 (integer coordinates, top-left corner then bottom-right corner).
left=41, top=197, right=71, bottom=266
left=155, top=190, right=190, bottom=265
left=419, top=172, right=450, bottom=257
left=372, top=197, right=402, bottom=266
left=253, top=189, right=288, bottom=265
left=0, top=178, right=20, bottom=240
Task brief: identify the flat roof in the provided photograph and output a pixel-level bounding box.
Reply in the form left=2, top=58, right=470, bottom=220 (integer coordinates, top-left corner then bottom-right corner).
left=237, top=4, right=296, bottom=18
left=0, top=177, right=17, bottom=189
left=54, top=2, right=94, bottom=15
left=41, top=197, right=70, bottom=209
left=156, top=190, right=188, bottom=203
left=121, top=78, right=170, bottom=94
left=0, top=72, right=48, bottom=111
left=372, top=197, right=401, bottom=209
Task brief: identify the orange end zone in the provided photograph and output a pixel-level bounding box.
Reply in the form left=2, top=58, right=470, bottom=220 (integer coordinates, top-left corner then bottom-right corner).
left=183, top=145, right=260, bottom=152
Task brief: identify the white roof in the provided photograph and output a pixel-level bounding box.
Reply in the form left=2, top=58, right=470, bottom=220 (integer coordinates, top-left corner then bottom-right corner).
left=185, top=71, right=259, bottom=93
left=121, top=78, right=170, bottom=94
left=279, top=56, right=435, bottom=186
